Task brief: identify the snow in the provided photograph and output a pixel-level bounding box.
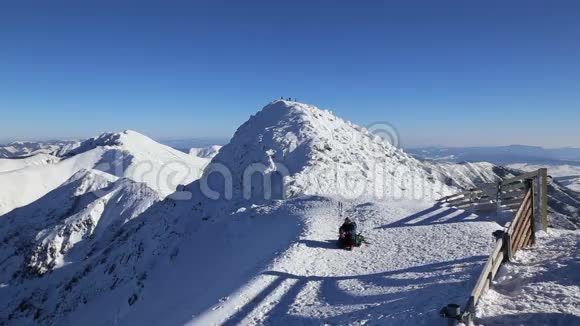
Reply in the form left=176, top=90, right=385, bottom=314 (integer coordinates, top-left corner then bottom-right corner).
left=476, top=228, right=580, bottom=325
left=209, top=100, right=454, bottom=205
left=0, top=100, right=577, bottom=325
left=0, top=169, right=160, bottom=279
left=426, top=161, right=514, bottom=189
left=185, top=198, right=502, bottom=326
left=51, top=197, right=504, bottom=326
left=0, top=130, right=210, bottom=215
left=0, top=153, right=60, bottom=173
left=508, top=163, right=580, bottom=192
left=0, top=140, right=80, bottom=159
left=189, top=145, right=222, bottom=159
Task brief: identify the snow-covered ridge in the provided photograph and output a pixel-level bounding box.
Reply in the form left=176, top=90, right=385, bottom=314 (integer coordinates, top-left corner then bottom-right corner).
left=426, top=161, right=515, bottom=189
left=0, top=169, right=178, bottom=324
left=0, top=140, right=80, bottom=159
left=189, top=145, right=222, bottom=159
left=0, top=153, right=60, bottom=173
left=64, top=130, right=164, bottom=157
left=0, top=169, right=160, bottom=279
left=0, top=130, right=210, bottom=215
left=208, top=100, right=454, bottom=203
left=508, top=163, right=580, bottom=192
left=1, top=100, right=578, bottom=325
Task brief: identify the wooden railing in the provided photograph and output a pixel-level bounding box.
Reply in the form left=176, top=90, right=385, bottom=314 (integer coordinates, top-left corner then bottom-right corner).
left=440, top=168, right=548, bottom=324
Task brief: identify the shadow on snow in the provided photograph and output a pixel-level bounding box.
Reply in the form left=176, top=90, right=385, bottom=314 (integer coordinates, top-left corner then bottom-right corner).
left=222, top=256, right=488, bottom=325
left=376, top=203, right=509, bottom=229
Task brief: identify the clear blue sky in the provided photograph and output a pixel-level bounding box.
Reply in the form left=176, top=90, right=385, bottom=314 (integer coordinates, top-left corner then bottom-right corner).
left=1, top=0, right=579, bottom=147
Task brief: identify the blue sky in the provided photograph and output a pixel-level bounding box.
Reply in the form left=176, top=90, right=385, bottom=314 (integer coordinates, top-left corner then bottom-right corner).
left=1, top=0, right=579, bottom=147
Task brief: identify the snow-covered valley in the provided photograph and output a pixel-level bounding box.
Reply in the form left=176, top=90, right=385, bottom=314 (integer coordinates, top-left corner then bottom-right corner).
left=0, top=100, right=578, bottom=325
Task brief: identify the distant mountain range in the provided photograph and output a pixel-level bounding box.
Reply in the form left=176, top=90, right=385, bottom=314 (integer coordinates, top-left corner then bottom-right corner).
left=407, top=145, right=580, bottom=166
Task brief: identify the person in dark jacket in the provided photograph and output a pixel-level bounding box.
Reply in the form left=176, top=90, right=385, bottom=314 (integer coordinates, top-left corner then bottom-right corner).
left=338, top=217, right=358, bottom=249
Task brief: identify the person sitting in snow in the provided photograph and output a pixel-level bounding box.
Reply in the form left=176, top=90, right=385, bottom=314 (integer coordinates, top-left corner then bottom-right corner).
left=338, top=217, right=359, bottom=249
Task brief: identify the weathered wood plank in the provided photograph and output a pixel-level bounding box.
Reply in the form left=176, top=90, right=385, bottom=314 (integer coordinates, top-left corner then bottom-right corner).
left=513, top=206, right=533, bottom=253
left=501, top=203, right=523, bottom=210
left=518, top=227, right=533, bottom=251
left=511, top=205, right=532, bottom=253
left=506, top=190, right=532, bottom=236
left=501, top=197, right=524, bottom=207
left=491, top=251, right=504, bottom=279
left=471, top=238, right=503, bottom=304
left=500, top=182, right=527, bottom=192
left=500, top=190, right=525, bottom=200
left=500, top=170, right=540, bottom=186
left=446, top=197, right=471, bottom=206
left=541, top=168, right=548, bottom=231
left=472, top=204, right=498, bottom=212
left=441, top=188, right=482, bottom=202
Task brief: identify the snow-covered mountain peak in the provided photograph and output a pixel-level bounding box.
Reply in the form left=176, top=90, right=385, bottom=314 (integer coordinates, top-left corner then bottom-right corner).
left=0, top=130, right=211, bottom=215
left=66, top=130, right=161, bottom=156
left=209, top=100, right=452, bottom=202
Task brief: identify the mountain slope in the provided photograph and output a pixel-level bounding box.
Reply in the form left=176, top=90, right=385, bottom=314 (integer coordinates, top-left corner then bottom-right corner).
left=0, top=130, right=209, bottom=215
left=0, top=153, right=60, bottom=173
left=208, top=100, right=453, bottom=204
left=508, top=163, right=580, bottom=192
left=0, top=170, right=160, bottom=279
left=3, top=100, right=575, bottom=325
left=0, top=140, right=80, bottom=159
left=189, top=145, right=222, bottom=159
left=0, top=169, right=164, bottom=324
left=426, top=161, right=515, bottom=189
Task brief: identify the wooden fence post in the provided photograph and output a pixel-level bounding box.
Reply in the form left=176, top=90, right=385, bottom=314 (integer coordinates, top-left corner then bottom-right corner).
left=532, top=172, right=540, bottom=232
left=539, top=168, right=548, bottom=231
left=531, top=169, right=548, bottom=232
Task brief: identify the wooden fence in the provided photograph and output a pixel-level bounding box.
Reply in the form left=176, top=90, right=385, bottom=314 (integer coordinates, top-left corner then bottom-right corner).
left=440, top=168, right=548, bottom=324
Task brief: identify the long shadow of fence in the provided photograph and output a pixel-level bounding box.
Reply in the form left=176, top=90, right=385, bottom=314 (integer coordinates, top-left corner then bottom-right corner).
left=222, top=256, right=488, bottom=325
left=376, top=204, right=507, bottom=230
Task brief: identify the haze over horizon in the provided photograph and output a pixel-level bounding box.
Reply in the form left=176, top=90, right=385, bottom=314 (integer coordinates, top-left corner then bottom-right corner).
left=1, top=0, right=579, bottom=147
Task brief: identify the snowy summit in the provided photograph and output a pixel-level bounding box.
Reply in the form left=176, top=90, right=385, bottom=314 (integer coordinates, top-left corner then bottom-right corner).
left=208, top=100, right=453, bottom=202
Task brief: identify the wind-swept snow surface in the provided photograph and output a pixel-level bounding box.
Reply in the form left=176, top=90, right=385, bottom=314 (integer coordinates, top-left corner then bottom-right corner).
left=476, top=229, right=580, bottom=325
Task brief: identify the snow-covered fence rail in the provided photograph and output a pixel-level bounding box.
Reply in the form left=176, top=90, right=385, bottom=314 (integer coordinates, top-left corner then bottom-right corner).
left=440, top=168, right=548, bottom=325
